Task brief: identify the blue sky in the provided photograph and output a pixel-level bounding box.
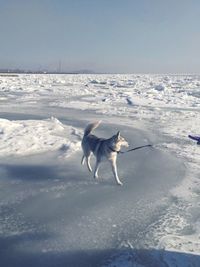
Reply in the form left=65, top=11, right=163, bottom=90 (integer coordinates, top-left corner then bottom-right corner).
left=0, top=0, right=200, bottom=73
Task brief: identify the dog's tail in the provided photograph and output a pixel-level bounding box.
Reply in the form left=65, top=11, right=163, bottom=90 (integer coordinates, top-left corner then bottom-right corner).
left=84, top=121, right=101, bottom=136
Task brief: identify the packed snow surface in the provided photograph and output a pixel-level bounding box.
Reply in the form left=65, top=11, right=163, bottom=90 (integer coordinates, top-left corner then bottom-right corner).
left=0, top=74, right=199, bottom=266
left=0, top=117, right=81, bottom=157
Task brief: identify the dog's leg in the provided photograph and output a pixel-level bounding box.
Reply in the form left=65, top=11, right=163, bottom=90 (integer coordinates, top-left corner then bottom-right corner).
left=81, top=155, right=85, bottom=165
left=111, top=160, right=123, bottom=186
left=86, top=155, right=92, bottom=172
left=94, top=160, right=100, bottom=179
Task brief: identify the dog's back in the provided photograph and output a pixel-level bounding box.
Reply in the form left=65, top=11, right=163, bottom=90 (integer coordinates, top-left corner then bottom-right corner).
left=82, top=134, right=105, bottom=153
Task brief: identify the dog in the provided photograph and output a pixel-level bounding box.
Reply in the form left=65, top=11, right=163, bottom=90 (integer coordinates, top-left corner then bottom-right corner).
left=81, top=121, right=129, bottom=185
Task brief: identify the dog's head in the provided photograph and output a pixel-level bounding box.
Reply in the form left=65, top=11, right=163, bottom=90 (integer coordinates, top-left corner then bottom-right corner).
left=111, top=131, right=129, bottom=149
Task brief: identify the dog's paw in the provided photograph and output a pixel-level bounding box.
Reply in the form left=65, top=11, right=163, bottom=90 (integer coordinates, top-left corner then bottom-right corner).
left=117, top=181, right=123, bottom=186
left=94, top=174, right=98, bottom=179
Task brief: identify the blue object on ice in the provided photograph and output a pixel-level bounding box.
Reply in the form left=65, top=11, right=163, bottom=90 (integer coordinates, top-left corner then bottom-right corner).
left=188, top=135, right=200, bottom=145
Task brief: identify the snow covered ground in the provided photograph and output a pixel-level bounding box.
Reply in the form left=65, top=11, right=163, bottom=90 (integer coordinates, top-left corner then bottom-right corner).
left=0, top=74, right=199, bottom=266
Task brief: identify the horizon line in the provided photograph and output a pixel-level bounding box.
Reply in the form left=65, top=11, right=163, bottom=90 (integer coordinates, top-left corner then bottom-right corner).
left=0, top=68, right=200, bottom=76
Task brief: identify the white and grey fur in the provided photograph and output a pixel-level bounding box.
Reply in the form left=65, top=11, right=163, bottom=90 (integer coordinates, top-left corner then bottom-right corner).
left=81, top=121, right=129, bottom=185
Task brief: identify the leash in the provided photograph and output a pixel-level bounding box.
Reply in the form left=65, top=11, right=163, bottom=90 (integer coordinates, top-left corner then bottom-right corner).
left=109, top=144, right=153, bottom=154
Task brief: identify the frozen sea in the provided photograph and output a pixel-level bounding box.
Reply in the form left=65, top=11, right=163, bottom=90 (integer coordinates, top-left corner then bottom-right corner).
left=0, top=74, right=199, bottom=267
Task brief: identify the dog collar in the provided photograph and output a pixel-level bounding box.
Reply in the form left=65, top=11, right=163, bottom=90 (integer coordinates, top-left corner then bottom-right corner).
left=108, top=146, right=120, bottom=154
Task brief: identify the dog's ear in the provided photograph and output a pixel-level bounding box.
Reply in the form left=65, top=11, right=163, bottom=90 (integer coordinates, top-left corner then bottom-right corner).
left=116, top=131, right=121, bottom=139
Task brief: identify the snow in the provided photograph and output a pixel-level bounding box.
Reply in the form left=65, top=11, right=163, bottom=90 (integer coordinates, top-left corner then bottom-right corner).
left=0, top=117, right=81, bottom=157
left=0, top=73, right=199, bottom=266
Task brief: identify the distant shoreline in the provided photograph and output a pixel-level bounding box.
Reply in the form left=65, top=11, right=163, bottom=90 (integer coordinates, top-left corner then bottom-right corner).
left=0, top=70, right=97, bottom=75
left=0, top=72, right=199, bottom=76
left=0, top=72, right=95, bottom=77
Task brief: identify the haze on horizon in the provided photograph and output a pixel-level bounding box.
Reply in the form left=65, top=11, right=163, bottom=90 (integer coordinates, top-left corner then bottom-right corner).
left=0, top=0, right=200, bottom=74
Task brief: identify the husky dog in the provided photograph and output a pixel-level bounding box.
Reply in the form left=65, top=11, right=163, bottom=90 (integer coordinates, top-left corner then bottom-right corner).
left=81, top=121, right=129, bottom=185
